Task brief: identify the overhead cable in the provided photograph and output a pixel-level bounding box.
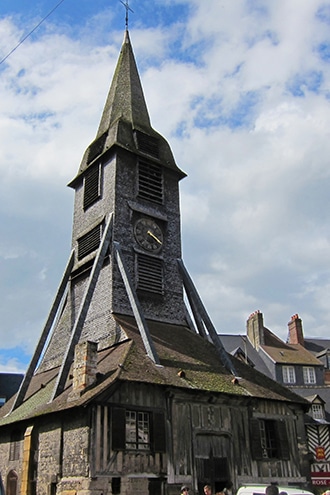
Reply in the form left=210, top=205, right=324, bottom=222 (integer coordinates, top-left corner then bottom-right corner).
left=0, top=0, right=66, bottom=66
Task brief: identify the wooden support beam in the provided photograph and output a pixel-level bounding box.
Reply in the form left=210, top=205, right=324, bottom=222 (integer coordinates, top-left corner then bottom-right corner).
left=50, top=214, right=114, bottom=401
left=10, top=250, right=75, bottom=412
left=177, top=259, right=237, bottom=376
left=113, top=242, right=160, bottom=365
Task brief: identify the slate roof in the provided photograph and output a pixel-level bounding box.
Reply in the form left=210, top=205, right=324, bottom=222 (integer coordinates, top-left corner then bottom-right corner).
left=219, top=334, right=273, bottom=378
left=288, top=386, right=330, bottom=423
left=0, top=316, right=308, bottom=427
left=0, top=373, right=23, bottom=403
left=219, top=322, right=330, bottom=419
left=304, top=337, right=330, bottom=356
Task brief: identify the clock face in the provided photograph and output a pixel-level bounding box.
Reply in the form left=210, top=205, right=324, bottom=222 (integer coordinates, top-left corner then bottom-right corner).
left=134, top=218, right=163, bottom=252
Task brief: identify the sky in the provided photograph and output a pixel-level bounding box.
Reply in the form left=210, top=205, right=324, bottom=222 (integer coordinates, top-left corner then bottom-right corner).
left=1, top=0, right=330, bottom=373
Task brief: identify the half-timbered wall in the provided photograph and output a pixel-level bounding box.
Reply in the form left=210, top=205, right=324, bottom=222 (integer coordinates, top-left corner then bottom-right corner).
left=307, top=423, right=330, bottom=490
left=169, top=393, right=309, bottom=491
left=87, top=382, right=310, bottom=495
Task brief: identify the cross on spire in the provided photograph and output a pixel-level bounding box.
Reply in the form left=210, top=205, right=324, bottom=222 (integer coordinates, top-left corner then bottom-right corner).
left=120, top=0, right=134, bottom=29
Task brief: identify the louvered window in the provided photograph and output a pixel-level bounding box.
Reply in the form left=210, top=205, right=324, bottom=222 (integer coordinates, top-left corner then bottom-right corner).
left=135, top=130, right=159, bottom=158
left=84, top=164, right=101, bottom=210
left=87, top=131, right=107, bottom=164
left=137, top=254, right=163, bottom=294
left=78, top=224, right=102, bottom=260
left=138, top=160, right=163, bottom=204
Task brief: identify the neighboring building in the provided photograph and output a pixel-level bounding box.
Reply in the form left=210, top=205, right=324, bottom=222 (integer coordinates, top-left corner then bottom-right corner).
left=221, top=311, right=330, bottom=492
left=0, top=30, right=312, bottom=495
left=0, top=374, right=23, bottom=408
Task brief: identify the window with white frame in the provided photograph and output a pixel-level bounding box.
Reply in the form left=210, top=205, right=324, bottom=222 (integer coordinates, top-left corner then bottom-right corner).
left=311, top=404, right=325, bottom=420
left=125, top=410, right=150, bottom=450
left=303, top=366, right=316, bottom=384
left=282, top=365, right=296, bottom=384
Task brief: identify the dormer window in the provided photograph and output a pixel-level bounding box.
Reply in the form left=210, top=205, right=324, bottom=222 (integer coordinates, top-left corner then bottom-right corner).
left=282, top=365, right=296, bottom=384
left=303, top=366, right=316, bottom=384
left=311, top=403, right=325, bottom=420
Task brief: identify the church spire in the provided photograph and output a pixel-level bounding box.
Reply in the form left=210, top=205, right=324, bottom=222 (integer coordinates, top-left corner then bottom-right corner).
left=97, top=30, right=151, bottom=137
left=73, top=29, right=185, bottom=183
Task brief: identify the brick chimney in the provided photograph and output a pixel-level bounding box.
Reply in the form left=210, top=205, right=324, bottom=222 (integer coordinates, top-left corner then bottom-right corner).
left=246, top=311, right=264, bottom=349
left=287, top=314, right=304, bottom=346
left=72, top=341, right=98, bottom=393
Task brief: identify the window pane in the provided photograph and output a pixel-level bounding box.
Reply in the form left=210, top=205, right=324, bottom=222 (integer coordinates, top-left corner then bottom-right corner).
left=126, top=411, right=137, bottom=448
left=259, top=419, right=278, bottom=459
left=125, top=410, right=150, bottom=450
left=303, top=367, right=316, bottom=384
left=137, top=412, right=150, bottom=450
left=312, top=404, right=324, bottom=420
left=282, top=366, right=295, bottom=384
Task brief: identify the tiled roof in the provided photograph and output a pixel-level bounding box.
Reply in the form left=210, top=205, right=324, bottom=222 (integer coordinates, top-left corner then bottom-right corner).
left=220, top=334, right=273, bottom=378
left=261, top=328, right=322, bottom=365
left=0, top=316, right=308, bottom=426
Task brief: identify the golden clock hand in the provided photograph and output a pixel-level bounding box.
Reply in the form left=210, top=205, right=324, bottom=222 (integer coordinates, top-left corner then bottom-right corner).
left=147, top=230, right=162, bottom=245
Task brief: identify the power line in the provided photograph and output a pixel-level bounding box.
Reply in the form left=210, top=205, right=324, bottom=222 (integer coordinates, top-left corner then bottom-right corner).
left=0, top=0, right=66, bottom=67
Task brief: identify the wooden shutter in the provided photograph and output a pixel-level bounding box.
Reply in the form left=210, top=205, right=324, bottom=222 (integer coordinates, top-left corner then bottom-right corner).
left=250, top=418, right=263, bottom=460
left=152, top=411, right=166, bottom=453
left=276, top=420, right=290, bottom=460
left=111, top=407, right=126, bottom=451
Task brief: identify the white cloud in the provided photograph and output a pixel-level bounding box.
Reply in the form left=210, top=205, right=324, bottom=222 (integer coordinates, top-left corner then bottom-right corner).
left=1, top=0, right=330, bottom=371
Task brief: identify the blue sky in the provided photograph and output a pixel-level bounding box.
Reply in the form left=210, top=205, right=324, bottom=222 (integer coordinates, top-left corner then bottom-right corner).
left=1, top=0, right=330, bottom=372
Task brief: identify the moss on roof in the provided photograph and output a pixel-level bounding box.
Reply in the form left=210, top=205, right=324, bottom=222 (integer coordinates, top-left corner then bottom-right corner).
left=0, top=315, right=308, bottom=427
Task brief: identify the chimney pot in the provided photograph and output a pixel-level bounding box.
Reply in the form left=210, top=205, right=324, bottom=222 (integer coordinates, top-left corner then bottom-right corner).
left=287, top=314, right=304, bottom=346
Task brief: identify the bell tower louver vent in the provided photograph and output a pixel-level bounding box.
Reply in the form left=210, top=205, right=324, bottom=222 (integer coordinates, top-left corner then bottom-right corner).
left=138, top=160, right=163, bottom=204
left=135, top=130, right=159, bottom=158
left=84, top=164, right=101, bottom=210
left=87, top=131, right=108, bottom=164
left=78, top=223, right=102, bottom=260
left=137, top=254, right=163, bottom=294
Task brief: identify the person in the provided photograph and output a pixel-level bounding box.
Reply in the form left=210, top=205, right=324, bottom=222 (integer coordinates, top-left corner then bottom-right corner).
left=181, top=486, right=190, bottom=495
left=224, top=482, right=233, bottom=495
left=204, top=485, right=212, bottom=495
left=265, top=485, right=279, bottom=495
